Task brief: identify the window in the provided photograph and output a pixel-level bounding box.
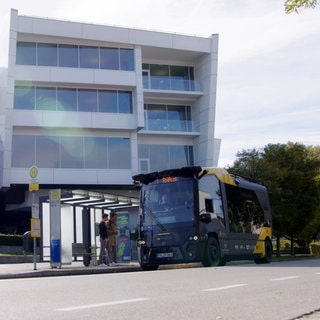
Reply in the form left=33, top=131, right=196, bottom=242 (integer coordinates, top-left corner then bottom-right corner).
left=143, top=64, right=195, bottom=91
left=57, top=88, right=77, bottom=111
left=170, top=65, right=190, bottom=90
left=78, top=89, right=97, bottom=112
left=98, top=90, right=118, bottom=113
left=84, top=137, right=107, bottom=169
left=16, top=42, right=36, bottom=65
left=120, top=48, right=134, bottom=71
left=36, top=136, right=60, bottom=168
left=14, top=86, right=132, bottom=114
left=60, top=136, right=84, bottom=168
left=79, top=46, right=99, bottom=69
left=118, top=91, right=132, bottom=113
left=12, top=134, right=131, bottom=169
left=169, top=146, right=192, bottom=168
left=108, top=138, right=131, bottom=169
left=38, top=43, right=57, bottom=66
left=144, top=104, right=192, bottom=131
left=225, top=185, right=265, bottom=234
left=12, top=135, right=35, bottom=167
left=100, top=47, right=119, bottom=70
left=199, top=175, right=224, bottom=223
left=59, top=44, right=78, bottom=67
left=139, top=144, right=193, bottom=171
left=14, top=86, right=35, bottom=110
left=16, top=41, right=134, bottom=71
left=36, top=87, right=56, bottom=110
left=150, top=64, right=170, bottom=89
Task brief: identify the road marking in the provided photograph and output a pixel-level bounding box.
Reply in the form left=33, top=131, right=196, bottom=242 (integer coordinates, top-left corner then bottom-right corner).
left=56, top=298, right=149, bottom=311
left=271, top=276, right=300, bottom=281
left=202, top=283, right=248, bottom=292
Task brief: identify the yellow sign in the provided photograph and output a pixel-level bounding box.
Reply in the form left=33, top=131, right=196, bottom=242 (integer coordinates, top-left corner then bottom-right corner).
left=31, top=218, right=41, bottom=238
left=29, top=183, right=39, bottom=191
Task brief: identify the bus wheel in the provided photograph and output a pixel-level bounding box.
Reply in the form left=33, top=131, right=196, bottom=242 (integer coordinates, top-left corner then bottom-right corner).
left=254, top=240, right=272, bottom=264
left=203, top=237, right=223, bottom=267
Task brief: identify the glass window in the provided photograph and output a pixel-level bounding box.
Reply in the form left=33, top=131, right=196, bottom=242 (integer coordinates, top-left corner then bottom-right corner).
left=225, top=185, right=265, bottom=234
left=98, top=90, right=117, bottom=113
left=12, top=135, right=35, bottom=167
left=57, top=88, right=77, bottom=111
left=167, top=105, right=187, bottom=131
left=150, top=145, right=168, bottom=171
left=138, top=144, right=149, bottom=158
left=170, top=65, right=190, bottom=90
left=84, top=137, right=108, bottom=168
left=58, top=44, right=78, bottom=67
left=100, top=47, right=119, bottom=70
left=14, top=86, right=35, bottom=110
left=78, top=89, right=97, bottom=112
left=60, top=136, right=83, bottom=168
left=79, top=46, right=99, bottom=69
left=169, top=145, right=191, bottom=168
left=118, top=91, right=132, bottom=113
left=120, top=48, right=134, bottom=71
left=16, top=42, right=36, bottom=65
left=199, top=175, right=224, bottom=223
left=35, top=87, right=56, bottom=110
left=36, top=136, right=60, bottom=168
left=38, top=43, right=57, bottom=66
left=150, top=64, right=170, bottom=90
left=147, top=104, right=167, bottom=130
left=138, top=144, right=193, bottom=171
left=108, top=138, right=130, bottom=169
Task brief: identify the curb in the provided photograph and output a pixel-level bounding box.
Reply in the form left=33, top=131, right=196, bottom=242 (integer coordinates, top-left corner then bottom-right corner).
left=0, top=263, right=142, bottom=280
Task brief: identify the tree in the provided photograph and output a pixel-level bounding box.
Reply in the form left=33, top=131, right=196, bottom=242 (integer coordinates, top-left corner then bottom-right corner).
left=285, top=0, right=318, bottom=13
left=228, top=142, right=320, bottom=254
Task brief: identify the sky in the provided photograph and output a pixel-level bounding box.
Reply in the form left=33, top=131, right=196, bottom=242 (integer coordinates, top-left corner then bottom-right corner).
left=0, top=0, right=319, bottom=167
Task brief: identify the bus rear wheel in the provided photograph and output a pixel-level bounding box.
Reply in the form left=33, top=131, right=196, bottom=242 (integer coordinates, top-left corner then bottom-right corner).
left=254, top=239, right=272, bottom=264
left=203, top=237, right=224, bottom=267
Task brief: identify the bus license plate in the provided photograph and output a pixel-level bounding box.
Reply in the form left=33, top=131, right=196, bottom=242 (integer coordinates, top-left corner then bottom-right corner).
left=157, top=252, right=173, bottom=258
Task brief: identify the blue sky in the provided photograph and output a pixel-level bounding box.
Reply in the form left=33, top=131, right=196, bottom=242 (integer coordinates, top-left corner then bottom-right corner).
left=1, top=0, right=319, bottom=166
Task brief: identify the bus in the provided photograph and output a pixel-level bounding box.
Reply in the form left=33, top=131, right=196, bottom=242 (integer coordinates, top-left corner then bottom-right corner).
left=132, top=166, right=272, bottom=270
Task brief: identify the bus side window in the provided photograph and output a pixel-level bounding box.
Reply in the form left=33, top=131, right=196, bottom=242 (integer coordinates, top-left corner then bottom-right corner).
left=205, top=199, right=213, bottom=213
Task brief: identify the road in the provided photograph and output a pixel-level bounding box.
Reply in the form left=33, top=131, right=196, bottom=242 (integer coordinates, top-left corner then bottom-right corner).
left=1, top=259, right=320, bottom=320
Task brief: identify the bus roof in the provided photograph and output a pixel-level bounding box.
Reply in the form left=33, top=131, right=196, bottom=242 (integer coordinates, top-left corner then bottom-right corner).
left=133, top=166, right=237, bottom=186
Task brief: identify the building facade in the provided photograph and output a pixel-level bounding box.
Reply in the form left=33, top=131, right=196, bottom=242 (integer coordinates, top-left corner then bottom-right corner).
left=0, top=9, right=220, bottom=232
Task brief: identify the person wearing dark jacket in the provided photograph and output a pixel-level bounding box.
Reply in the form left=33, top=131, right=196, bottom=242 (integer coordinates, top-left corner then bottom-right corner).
left=99, top=213, right=109, bottom=266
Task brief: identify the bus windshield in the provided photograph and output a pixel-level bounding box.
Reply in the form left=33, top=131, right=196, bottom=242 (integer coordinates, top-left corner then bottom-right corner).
left=141, top=177, right=195, bottom=225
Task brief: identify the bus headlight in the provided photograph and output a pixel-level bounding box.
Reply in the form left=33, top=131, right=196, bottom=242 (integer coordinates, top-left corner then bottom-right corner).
left=188, top=235, right=198, bottom=241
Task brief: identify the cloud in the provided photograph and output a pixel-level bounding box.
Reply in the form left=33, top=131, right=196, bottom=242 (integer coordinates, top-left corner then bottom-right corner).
left=0, top=0, right=319, bottom=168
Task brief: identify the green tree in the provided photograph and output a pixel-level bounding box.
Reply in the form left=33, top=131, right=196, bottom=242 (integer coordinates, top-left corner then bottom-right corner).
left=285, top=0, right=318, bottom=13
left=228, top=142, right=320, bottom=254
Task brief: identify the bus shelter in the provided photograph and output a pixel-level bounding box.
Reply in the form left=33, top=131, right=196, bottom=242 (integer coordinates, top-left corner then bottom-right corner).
left=39, top=190, right=139, bottom=267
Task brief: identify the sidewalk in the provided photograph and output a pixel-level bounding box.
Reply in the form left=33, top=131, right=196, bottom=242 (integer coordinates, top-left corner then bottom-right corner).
left=0, top=261, right=142, bottom=279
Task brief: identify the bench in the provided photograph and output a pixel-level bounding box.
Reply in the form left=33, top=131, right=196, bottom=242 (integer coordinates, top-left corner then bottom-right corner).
left=72, top=243, right=98, bottom=266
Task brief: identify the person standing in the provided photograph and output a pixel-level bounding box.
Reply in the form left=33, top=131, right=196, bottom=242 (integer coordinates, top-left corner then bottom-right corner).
left=98, top=213, right=109, bottom=266
left=107, top=212, right=118, bottom=266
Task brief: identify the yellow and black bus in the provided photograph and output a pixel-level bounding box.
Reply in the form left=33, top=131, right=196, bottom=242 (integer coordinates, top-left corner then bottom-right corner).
left=133, top=166, right=272, bottom=270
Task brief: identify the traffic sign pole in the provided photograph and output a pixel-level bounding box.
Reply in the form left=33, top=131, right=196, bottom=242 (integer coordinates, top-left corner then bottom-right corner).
left=29, top=166, right=39, bottom=270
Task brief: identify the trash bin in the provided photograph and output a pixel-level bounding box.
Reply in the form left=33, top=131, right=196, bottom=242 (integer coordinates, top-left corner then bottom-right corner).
left=23, top=231, right=32, bottom=253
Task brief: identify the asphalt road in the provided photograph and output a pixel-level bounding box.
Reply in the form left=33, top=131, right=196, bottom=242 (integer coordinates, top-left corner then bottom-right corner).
left=1, top=259, right=320, bottom=320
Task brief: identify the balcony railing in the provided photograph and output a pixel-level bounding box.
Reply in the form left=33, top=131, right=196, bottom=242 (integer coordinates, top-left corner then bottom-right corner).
left=143, top=75, right=201, bottom=91
left=143, top=119, right=195, bottom=132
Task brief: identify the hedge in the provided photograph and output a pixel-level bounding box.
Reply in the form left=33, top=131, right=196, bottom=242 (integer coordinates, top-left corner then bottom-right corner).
left=0, top=234, right=23, bottom=246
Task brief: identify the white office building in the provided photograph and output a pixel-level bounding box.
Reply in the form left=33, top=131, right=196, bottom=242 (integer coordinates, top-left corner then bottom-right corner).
left=0, top=9, right=220, bottom=244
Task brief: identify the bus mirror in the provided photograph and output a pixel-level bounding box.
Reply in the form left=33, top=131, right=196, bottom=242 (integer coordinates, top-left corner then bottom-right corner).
left=199, top=212, right=212, bottom=224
